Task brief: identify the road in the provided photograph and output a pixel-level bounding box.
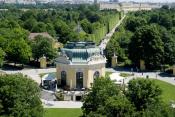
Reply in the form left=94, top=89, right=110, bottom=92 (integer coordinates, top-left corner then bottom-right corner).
left=0, top=68, right=56, bottom=84
left=99, top=15, right=126, bottom=50
left=106, top=68, right=175, bottom=86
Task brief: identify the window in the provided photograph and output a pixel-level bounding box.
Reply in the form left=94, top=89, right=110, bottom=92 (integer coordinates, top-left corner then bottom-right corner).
left=76, top=72, right=83, bottom=89
left=61, top=71, right=66, bottom=86
left=93, top=71, right=100, bottom=79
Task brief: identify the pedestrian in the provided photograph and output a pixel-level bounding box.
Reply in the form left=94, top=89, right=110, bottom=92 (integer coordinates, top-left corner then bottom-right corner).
left=142, top=72, right=143, bottom=76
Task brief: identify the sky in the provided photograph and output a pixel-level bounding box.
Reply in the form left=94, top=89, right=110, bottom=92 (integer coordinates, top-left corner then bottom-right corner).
left=118, top=0, right=175, bottom=3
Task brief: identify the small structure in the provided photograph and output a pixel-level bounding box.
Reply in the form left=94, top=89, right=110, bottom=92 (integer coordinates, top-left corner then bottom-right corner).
left=109, top=73, right=124, bottom=85
left=173, top=65, right=175, bottom=76
left=140, top=59, right=146, bottom=71
left=41, top=73, right=57, bottom=90
left=39, top=55, right=47, bottom=69
left=63, top=91, right=85, bottom=101
left=55, top=41, right=106, bottom=90
left=111, top=53, right=118, bottom=68
left=29, top=32, right=54, bottom=40
left=28, top=32, right=62, bottom=49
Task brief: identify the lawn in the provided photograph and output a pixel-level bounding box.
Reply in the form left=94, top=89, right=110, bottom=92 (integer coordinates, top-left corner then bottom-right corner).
left=154, top=79, right=175, bottom=104
left=44, top=108, right=82, bottom=117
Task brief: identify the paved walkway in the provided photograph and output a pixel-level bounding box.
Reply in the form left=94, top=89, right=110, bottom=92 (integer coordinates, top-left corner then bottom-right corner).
left=106, top=68, right=175, bottom=86
left=99, top=15, right=126, bottom=50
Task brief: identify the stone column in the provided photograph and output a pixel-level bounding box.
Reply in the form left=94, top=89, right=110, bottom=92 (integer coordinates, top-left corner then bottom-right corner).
left=68, top=67, right=76, bottom=89
left=39, top=55, right=47, bottom=68
left=111, top=53, right=118, bottom=68
left=56, top=65, right=61, bottom=86
left=140, top=59, right=146, bottom=71
left=101, top=64, right=106, bottom=77
left=173, top=65, right=175, bottom=76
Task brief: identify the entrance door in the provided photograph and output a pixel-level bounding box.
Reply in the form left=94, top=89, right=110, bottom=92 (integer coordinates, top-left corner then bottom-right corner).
left=76, top=72, right=83, bottom=89
left=61, top=71, right=66, bottom=86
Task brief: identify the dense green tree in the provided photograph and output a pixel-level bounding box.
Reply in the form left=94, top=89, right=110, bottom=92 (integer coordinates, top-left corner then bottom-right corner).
left=81, top=19, right=93, bottom=34
left=141, top=103, right=175, bottom=117
left=32, top=22, right=47, bottom=32
left=6, top=39, right=32, bottom=65
left=0, top=48, right=5, bottom=67
left=159, top=14, right=172, bottom=29
left=129, top=25, right=164, bottom=69
left=160, top=27, right=175, bottom=65
left=125, top=17, right=147, bottom=32
left=126, top=78, right=162, bottom=111
left=105, top=96, right=135, bottom=117
left=0, top=74, right=43, bottom=117
left=32, top=36, right=57, bottom=61
left=23, top=17, right=37, bottom=31
left=46, top=23, right=56, bottom=37
left=82, top=77, right=120, bottom=116
left=0, top=36, right=7, bottom=50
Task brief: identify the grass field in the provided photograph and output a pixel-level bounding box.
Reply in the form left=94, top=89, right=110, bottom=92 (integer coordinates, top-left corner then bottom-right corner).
left=154, top=79, right=175, bottom=103
left=44, top=108, right=82, bottom=117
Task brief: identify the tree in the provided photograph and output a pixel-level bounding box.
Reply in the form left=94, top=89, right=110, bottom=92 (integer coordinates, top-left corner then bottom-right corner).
left=0, top=48, right=5, bottom=67
left=159, top=14, right=172, bottom=29
left=106, top=27, right=133, bottom=66
left=82, top=77, right=120, bottom=116
left=129, top=25, right=164, bottom=69
left=81, top=19, right=93, bottom=34
left=105, top=96, right=135, bottom=117
left=0, top=74, right=43, bottom=117
left=32, top=36, right=57, bottom=61
left=54, top=19, right=75, bottom=44
left=6, top=39, right=32, bottom=65
left=125, top=17, right=147, bottom=32
left=126, top=78, right=162, bottom=111
left=160, top=27, right=175, bottom=65
left=142, top=103, right=175, bottom=117
left=32, top=22, right=47, bottom=32
left=23, top=17, right=37, bottom=31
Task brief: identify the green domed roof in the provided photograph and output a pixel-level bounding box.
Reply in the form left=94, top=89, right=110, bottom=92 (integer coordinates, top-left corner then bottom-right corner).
left=61, top=42, right=102, bottom=63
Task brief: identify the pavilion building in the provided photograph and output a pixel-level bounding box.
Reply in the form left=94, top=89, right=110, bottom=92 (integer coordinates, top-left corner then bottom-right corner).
left=55, top=41, right=106, bottom=90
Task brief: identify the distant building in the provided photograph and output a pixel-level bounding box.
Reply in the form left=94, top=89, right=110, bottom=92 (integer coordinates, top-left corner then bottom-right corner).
left=109, top=0, right=118, bottom=3
left=4, top=0, right=16, bottom=4
left=4, top=0, right=36, bottom=4
left=99, top=2, right=161, bottom=11
left=55, top=41, right=106, bottom=90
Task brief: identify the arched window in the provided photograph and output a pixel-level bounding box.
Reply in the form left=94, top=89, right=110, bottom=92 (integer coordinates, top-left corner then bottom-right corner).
left=61, top=71, right=66, bottom=86
left=76, top=72, right=83, bottom=89
left=93, top=71, right=100, bottom=79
